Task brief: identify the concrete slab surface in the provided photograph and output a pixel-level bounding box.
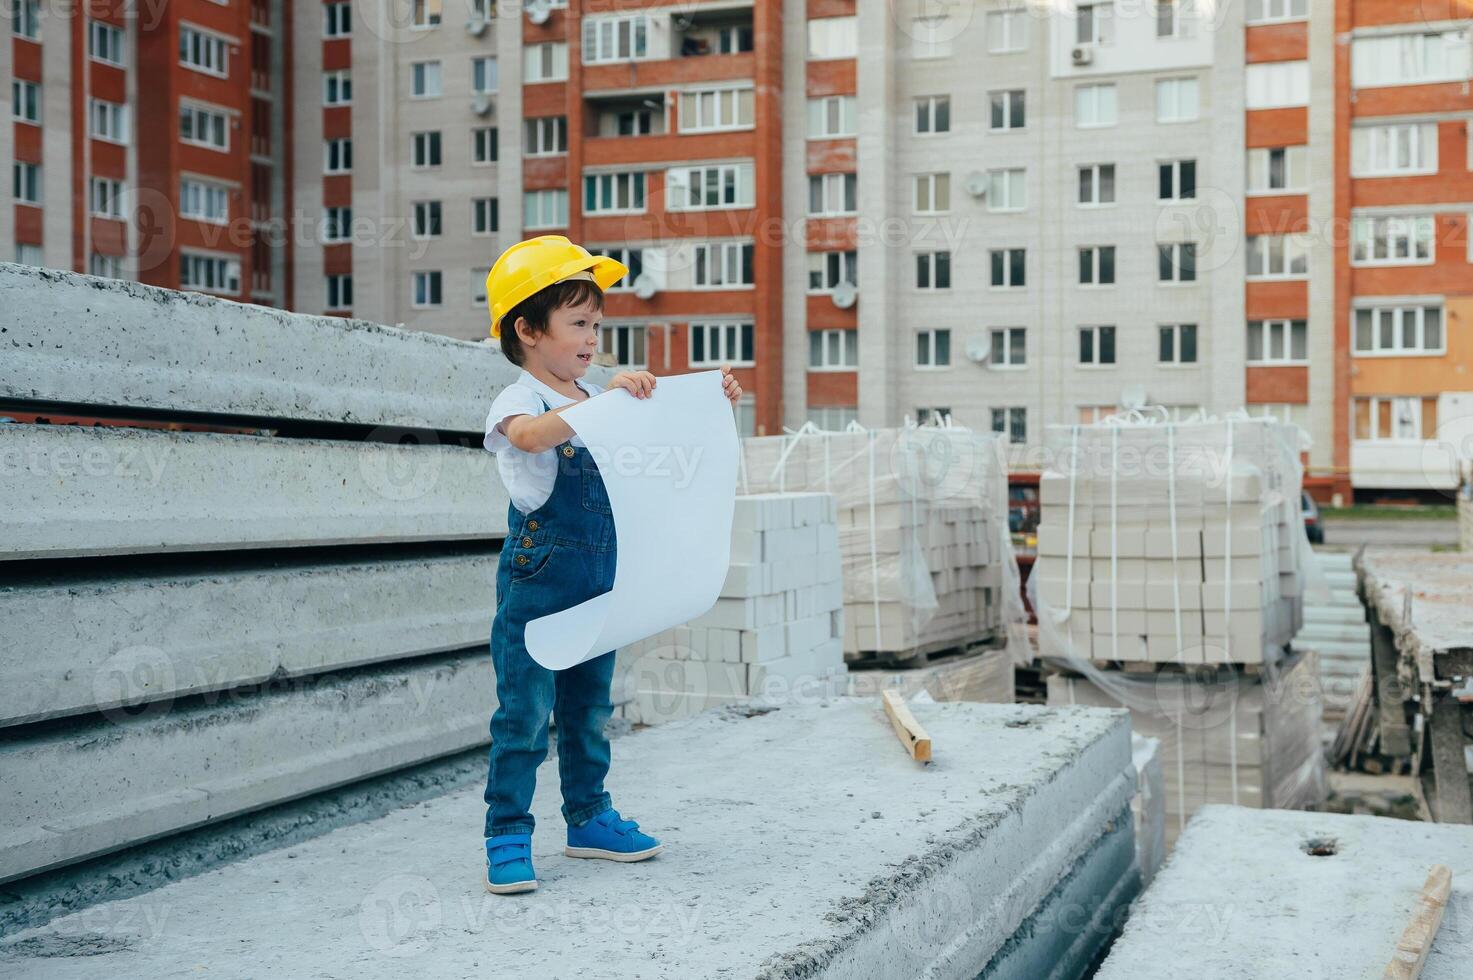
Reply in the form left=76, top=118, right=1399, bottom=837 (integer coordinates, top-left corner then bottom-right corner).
left=1094, top=805, right=1473, bottom=980
left=0, top=699, right=1134, bottom=980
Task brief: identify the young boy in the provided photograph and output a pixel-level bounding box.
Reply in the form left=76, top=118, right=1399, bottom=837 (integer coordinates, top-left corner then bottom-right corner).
left=480, top=236, right=743, bottom=895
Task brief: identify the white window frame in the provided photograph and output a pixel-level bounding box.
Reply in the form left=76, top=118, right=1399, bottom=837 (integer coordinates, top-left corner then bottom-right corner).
left=1245, top=234, right=1309, bottom=280
left=179, top=25, right=230, bottom=78
left=1353, top=303, right=1445, bottom=357
left=913, top=172, right=950, bottom=214
left=1158, top=241, right=1198, bottom=283
left=89, top=20, right=126, bottom=67
left=1246, top=61, right=1309, bottom=109
left=411, top=130, right=442, bottom=169
left=1077, top=163, right=1115, bottom=208
left=1155, top=76, right=1199, bottom=123
left=807, top=250, right=857, bottom=294
left=410, top=61, right=442, bottom=99
left=690, top=321, right=755, bottom=367
left=1075, top=83, right=1117, bottom=129
left=179, top=178, right=230, bottom=224
left=523, top=42, right=566, bottom=83
left=692, top=241, right=755, bottom=289
left=915, top=250, right=951, bottom=291
left=992, top=407, right=1028, bottom=445
left=321, top=206, right=353, bottom=243
left=412, top=200, right=442, bottom=239
left=472, top=126, right=497, bottom=165
left=583, top=171, right=646, bottom=216
left=990, top=248, right=1026, bottom=289
left=1079, top=245, right=1116, bottom=286
left=808, top=328, right=858, bottom=371
left=13, top=0, right=39, bottom=40
left=89, top=252, right=124, bottom=278
left=178, top=103, right=226, bottom=151
left=411, top=0, right=441, bottom=30
left=988, top=89, right=1025, bottom=131
left=679, top=84, right=754, bottom=133
left=1351, top=123, right=1438, bottom=177
left=523, top=189, right=568, bottom=229
left=1351, top=214, right=1435, bottom=266
left=324, top=137, right=352, bottom=174
left=180, top=251, right=241, bottom=295
left=807, top=96, right=856, bottom=139
left=13, top=162, right=41, bottom=205
left=323, top=70, right=352, bottom=106
left=91, top=98, right=131, bottom=145
left=989, top=327, right=1027, bottom=368
left=323, top=2, right=351, bottom=37
left=1354, top=396, right=1429, bottom=443
left=472, top=56, right=498, bottom=94
left=1352, top=31, right=1473, bottom=89
left=590, top=246, right=641, bottom=291
left=808, top=172, right=856, bottom=217
left=12, top=80, right=40, bottom=124
left=1246, top=0, right=1307, bottom=25
left=601, top=323, right=647, bottom=368
left=524, top=116, right=567, bottom=157
left=987, top=9, right=1027, bottom=53
left=911, top=15, right=954, bottom=60
left=914, top=95, right=950, bottom=135
left=90, top=176, right=125, bottom=218
left=1158, top=323, right=1199, bottom=365
left=1246, top=319, right=1308, bottom=364
left=472, top=197, right=498, bottom=236
left=1078, top=324, right=1117, bottom=366
left=915, top=328, right=951, bottom=369
left=582, top=14, right=652, bottom=66
left=1158, top=158, right=1196, bottom=201
left=666, top=162, right=755, bottom=212
left=1076, top=1, right=1114, bottom=45
left=1247, top=145, right=1307, bottom=194
left=411, top=270, right=444, bottom=309
left=326, top=273, right=353, bottom=311
left=807, top=16, right=857, bottom=60
left=988, top=168, right=1026, bottom=212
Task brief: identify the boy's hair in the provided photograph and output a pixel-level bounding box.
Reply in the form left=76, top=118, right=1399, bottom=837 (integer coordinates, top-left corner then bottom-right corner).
left=499, top=279, right=605, bottom=367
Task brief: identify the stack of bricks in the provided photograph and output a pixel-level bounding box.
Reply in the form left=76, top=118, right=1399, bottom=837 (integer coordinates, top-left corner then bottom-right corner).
left=613, top=492, right=846, bottom=726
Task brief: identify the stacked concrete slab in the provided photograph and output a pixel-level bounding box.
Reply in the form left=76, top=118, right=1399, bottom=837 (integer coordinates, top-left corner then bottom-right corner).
left=739, top=424, right=1018, bottom=663
left=1095, top=806, right=1473, bottom=979
left=613, top=492, right=848, bottom=725
left=0, top=699, right=1142, bottom=980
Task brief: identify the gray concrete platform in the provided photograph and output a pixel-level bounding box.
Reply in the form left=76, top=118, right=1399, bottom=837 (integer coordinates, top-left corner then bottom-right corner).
left=0, top=699, right=1135, bottom=980
left=1095, top=805, right=1473, bottom=979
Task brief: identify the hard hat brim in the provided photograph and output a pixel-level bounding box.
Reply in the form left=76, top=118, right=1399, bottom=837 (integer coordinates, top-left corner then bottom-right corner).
left=490, top=253, right=629, bottom=340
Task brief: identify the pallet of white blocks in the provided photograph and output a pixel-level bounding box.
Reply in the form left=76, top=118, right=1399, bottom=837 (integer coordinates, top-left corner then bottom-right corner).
left=1047, top=648, right=1326, bottom=850
left=738, top=422, right=1020, bottom=665
left=1032, top=415, right=1310, bottom=668
left=613, top=492, right=847, bottom=726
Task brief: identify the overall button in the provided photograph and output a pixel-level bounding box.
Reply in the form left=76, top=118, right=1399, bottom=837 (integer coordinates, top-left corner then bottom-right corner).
left=562, top=445, right=575, bottom=458
left=527, top=520, right=539, bottom=531
left=515, top=555, right=529, bottom=566
left=521, top=536, right=533, bottom=547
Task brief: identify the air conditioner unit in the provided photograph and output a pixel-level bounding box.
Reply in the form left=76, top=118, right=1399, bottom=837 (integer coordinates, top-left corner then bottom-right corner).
left=465, top=17, right=488, bottom=37
left=1071, top=45, right=1094, bottom=66
left=472, top=94, right=494, bottom=117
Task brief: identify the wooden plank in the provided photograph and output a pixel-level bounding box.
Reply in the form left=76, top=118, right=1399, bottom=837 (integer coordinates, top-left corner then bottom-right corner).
left=1427, top=698, right=1473, bottom=824
left=1383, top=865, right=1452, bottom=980
left=1369, top=607, right=1413, bottom=757
left=882, top=689, right=932, bottom=763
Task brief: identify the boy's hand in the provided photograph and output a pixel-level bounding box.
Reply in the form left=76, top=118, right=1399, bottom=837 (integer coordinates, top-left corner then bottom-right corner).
left=609, top=370, right=657, bottom=399
left=720, top=365, right=743, bottom=405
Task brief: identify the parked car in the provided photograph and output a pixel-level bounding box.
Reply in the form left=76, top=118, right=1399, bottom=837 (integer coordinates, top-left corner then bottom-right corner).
left=1302, top=491, right=1323, bottom=544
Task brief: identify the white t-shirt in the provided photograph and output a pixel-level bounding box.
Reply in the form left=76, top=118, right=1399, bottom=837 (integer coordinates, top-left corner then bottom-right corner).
left=483, top=370, right=606, bottom=514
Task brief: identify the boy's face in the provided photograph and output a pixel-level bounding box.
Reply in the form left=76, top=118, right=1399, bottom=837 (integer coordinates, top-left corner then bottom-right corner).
left=516, top=296, right=603, bottom=382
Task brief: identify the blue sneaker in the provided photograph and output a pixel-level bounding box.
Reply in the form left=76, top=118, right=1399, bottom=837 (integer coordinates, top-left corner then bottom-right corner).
left=565, top=808, right=663, bottom=862
left=485, top=833, right=537, bottom=894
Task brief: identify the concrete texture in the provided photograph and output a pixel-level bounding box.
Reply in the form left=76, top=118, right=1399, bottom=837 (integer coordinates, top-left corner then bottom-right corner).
left=1094, top=805, right=1473, bottom=980
left=0, top=651, right=495, bottom=885
left=1, top=423, right=508, bottom=559
left=1, top=554, right=499, bottom=726
left=0, top=699, right=1137, bottom=979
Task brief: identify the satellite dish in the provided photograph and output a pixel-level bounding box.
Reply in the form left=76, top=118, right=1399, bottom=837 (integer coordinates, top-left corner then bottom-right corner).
left=1120, top=384, right=1149, bottom=411
left=965, top=336, right=992, bottom=363
left=472, top=94, right=494, bottom=117
left=465, top=17, right=488, bottom=36
left=632, top=274, right=658, bottom=300
left=963, top=171, right=988, bottom=198
left=527, top=0, right=550, bottom=24
left=831, top=281, right=857, bottom=309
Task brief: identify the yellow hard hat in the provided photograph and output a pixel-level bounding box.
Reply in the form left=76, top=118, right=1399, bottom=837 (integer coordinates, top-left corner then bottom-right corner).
left=485, top=235, right=629, bottom=339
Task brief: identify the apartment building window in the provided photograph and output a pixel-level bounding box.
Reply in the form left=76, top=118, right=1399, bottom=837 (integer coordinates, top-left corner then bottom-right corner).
left=601, top=324, right=647, bottom=369
left=807, top=16, right=856, bottom=60
left=1246, top=61, right=1308, bottom=109
left=411, top=131, right=442, bottom=168
left=1247, top=319, right=1307, bottom=364
left=915, top=329, right=950, bottom=368
left=1156, top=0, right=1192, bottom=39
left=693, top=242, right=754, bottom=288
left=1078, top=164, right=1115, bottom=206
left=89, top=253, right=123, bottom=278
left=590, top=246, right=641, bottom=290
left=179, top=26, right=229, bottom=77
left=412, top=270, right=443, bottom=308
left=1351, top=215, right=1434, bottom=266
left=92, top=99, right=130, bottom=144
left=13, top=162, right=40, bottom=205
left=411, top=61, right=441, bottom=98
left=1157, top=159, right=1195, bottom=201
left=913, top=173, right=950, bottom=214
left=990, top=327, right=1026, bottom=367
left=582, top=14, right=650, bottom=64
left=807, top=96, right=856, bottom=139
left=14, top=0, right=39, bottom=39
left=1355, top=397, right=1436, bottom=442
left=412, top=201, right=442, bottom=239
left=1079, top=246, right=1116, bottom=285
left=808, top=251, right=857, bottom=293
left=323, top=2, right=351, bottom=37
left=808, top=173, right=856, bottom=216
left=990, top=248, right=1025, bottom=288
left=915, top=95, right=950, bottom=135
left=987, top=9, right=1027, bottom=52
left=667, top=162, right=754, bottom=211
left=15, top=243, right=43, bottom=265
left=12, top=80, right=39, bottom=124
left=691, top=322, right=754, bottom=367
left=1354, top=304, right=1444, bottom=356
left=680, top=85, right=754, bottom=133
left=1158, top=242, right=1197, bottom=282
left=412, top=0, right=440, bottom=29
left=583, top=171, right=646, bottom=215
left=90, top=177, right=125, bottom=218
left=808, top=406, right=858, bottom=430
left=469, top=267, right=491, bottom=307
left=915, top=251, right=951, bottom=290
left=471, top=56, right=497, bottom=94
left=1247, top=146, right=1305, bottom=193
left=325, top=138, right=352, bottom=173
left=472, top=197, right=498, bottom=235
left=323, top=70, right=352, bottom=105
left=711, top=24, right=753, bottom=54
left=809, top=329, right=858, bottom=370
left=1352, top=31, right=1472, bottom=89
left=917, top=407, right=952, bottom=426
left=1158, top=324, right=1198, bottom=364
left=1245, top=235, right=1307, bottom=280
left=524, top=117, right=566, bottom=156
left=992, top=407, right=1027, bottom=445
left=89, top=21, right=126, bottom=66
left=1075, top=84, right=1117, bottom=128
left=1156, top=77, right=1198, bottom=123
left=1246, top=0, right=1306, bottom=24
left=180, top=179, right=230, bottom=223
left=524, top=189, right=567, bottom=229
left=472, top=126, right=498, bottom=164
left=321, top=206, right=352, bottom=242
left=989, top=90, right=1025, bottom=130
left=523, top=43, right=566, bottom=83
left=179, top=104, right=227, bottom=150
left=1076, top=2, right=1113, bottom=45
left=326, top=274, right=352, bottom=310
left=911, top=15, right=953, bottom=60
left=1078, top=325, right=1116, bottom=366
left=988, top=168, right=1026, bottom=211
left=180, top=252, right=241, bottom=294
left=1351, top=123, right=1438, bottom=176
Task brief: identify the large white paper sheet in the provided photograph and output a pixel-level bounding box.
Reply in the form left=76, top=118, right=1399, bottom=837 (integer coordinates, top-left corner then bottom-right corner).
left=524, top=369, right=738, bottom=670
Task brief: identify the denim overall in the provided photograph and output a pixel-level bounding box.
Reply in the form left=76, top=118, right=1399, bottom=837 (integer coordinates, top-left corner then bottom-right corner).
left=484, top=392, right=618, bottom=839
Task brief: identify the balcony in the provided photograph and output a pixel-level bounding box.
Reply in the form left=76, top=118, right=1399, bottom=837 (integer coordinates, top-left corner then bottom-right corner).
left=584, top=91, right=668, bottom=139
left=581, top=4, right=754, bottom=92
